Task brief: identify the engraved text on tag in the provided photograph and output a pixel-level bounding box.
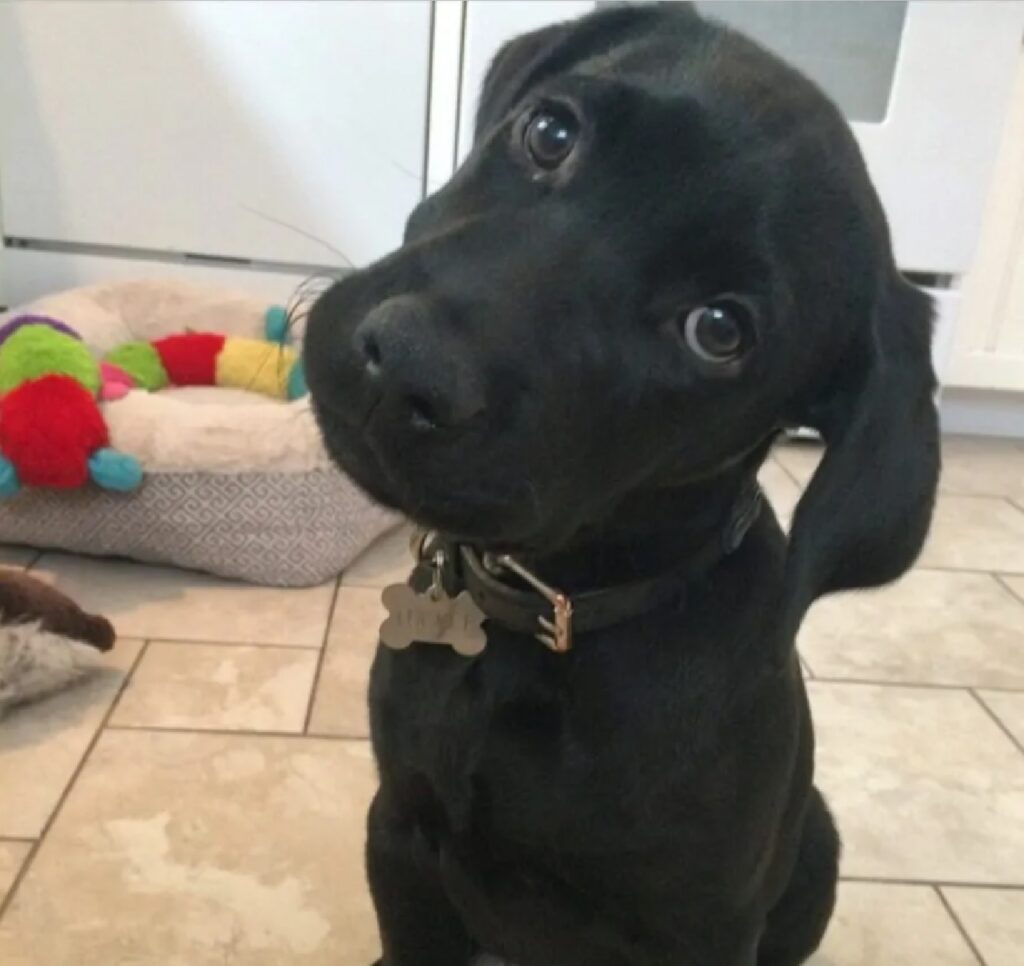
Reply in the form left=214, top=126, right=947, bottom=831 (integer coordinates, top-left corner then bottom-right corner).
left=379, top=583, right=487, bottom=657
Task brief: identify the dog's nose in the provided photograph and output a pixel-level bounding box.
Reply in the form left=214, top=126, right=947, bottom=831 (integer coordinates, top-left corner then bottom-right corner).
left=353, top=295, right=484, bottom=430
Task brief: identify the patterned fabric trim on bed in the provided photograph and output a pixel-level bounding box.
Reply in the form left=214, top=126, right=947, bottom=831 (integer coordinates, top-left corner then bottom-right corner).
left=0, top=470, right=399, bottom=587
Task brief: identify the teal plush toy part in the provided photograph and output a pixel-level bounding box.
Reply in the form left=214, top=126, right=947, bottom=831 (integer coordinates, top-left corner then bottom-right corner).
left=264, top=305, right=308, bottom=401
left=265, top=304, right=291, bottom=345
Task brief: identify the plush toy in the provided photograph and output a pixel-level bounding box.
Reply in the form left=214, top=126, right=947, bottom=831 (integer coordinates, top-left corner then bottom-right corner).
left=103, top=329, right=307, bottom=402
left=0, top=569, right=115, bottom=717
left=0, top=306, right=305, bottom=498
left=0, top=315, right=143, bottom=496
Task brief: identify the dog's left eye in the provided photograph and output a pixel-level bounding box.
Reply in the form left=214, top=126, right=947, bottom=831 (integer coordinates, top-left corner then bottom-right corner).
left=523, top=105, right=580, bottom=170
left=678, top=299, right=755, bottom=364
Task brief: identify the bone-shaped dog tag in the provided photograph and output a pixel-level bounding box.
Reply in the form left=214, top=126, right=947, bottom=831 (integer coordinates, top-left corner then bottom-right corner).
left=379, top=583, right=487, bottom=657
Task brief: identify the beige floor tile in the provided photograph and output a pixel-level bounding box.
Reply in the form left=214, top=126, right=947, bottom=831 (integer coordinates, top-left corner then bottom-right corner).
left=810, top=682, right=1024, bottom=883
left=307, top=588, right=382, bottom=738
left=341, top=523, right=413, bottom=589
left=0, top=640, right=143, bottom=838
left=919, top=496, right=1024, bottom=573
left=939, top=435, right=1024, bottom=502
left=32, top=553, right=336, bottom=646
left=0, top=546, right=35, bottom=570
left=110, top=643, right=320, bottom=733
left=0, top=842, right=32, bottom=906
left=976, top=690, right=1024, bottom=748
left=942, top=887, right=1024, bottom=966
left=808, top=882, right=976, bottom=965
left=801, top=570, right=1024, bottom=687
left=759, top=458, right=803, bottom=518
left=773, top=441, right=822, bottom=486
left=1003, top=573, right=1024, bottom=604
left=0, top=730, right=381, bottom=965
left=775, top=435, right=1024, bottom=501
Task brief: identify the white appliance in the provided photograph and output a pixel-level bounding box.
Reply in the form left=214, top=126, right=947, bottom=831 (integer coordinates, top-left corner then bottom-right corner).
left=2, top=0, right=1022, bottom=390
left=447, top=1, right=1024, bottom=378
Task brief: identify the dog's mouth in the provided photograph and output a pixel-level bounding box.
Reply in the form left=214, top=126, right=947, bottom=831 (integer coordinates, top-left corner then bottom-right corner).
left=311, top=383, right=540, bottom=545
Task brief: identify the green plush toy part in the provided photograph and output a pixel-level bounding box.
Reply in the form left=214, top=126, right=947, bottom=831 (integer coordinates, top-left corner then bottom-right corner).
left=0, top=316, right=142, bottom=496
left=0, top=304, right=305, bottom=498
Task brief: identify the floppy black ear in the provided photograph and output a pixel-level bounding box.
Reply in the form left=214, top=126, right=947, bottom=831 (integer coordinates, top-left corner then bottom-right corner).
left=473, top=4, right=698, bottom=142
left=474, top=22, right=573, bottom=143
left=779, top=275, right=941, bottom=649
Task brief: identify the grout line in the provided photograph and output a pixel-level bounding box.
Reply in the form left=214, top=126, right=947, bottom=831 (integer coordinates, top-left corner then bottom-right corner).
left=305, top=575, right=342, bottom=733
left=770, top=456, right=805, bottom=489
left=809, top=677, right=982, bottom=693
left=969, top=688, right=1024, bottom=757
left=995, top=572, right=1024, bottom=605
left=953, top=682, right=1024, bottom=695
left=305, top=730, right=370, bottom=742
left=0, top=838, right=36, bottom=845
left=936, top=886, right=989, bottom=966
left=933, top=493, right=1024, bottom=503
left=841, top=875, right=1024, bottom=891
left=0, top=639, right=149, bottom=922
left=915, top=564, right=1024, bottom=578
left=140, top=638, right=322, bottom=651
left=105, top=723, right=369, bottom=742
left=808, top=676, right=1024, bottom=696
left=106, top=639, right=150, bottom=724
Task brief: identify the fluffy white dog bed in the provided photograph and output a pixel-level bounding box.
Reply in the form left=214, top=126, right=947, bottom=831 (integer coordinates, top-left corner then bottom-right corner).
left=0, top=279, right=398, bottom=586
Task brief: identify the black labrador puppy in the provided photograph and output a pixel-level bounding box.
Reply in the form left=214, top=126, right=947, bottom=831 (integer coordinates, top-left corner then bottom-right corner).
left=305, top=5, right=940, bottom=964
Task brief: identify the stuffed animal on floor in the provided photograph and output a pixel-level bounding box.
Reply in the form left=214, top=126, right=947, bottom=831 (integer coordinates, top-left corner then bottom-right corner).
left=0, top=569, right=115, bottom=717
left=0, top=306, right=304, bottom=498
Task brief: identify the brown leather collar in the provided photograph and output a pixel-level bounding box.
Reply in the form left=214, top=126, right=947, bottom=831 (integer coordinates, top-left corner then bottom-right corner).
left=414, top=483, right=763, bottom=653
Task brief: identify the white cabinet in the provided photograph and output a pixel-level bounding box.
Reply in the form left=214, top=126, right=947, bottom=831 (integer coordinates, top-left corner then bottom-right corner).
left=455, top=1, right=1024, bottom=279
left=0, top=0, right=431, bottom=269
left=948, top=49, right=1024, bottom=393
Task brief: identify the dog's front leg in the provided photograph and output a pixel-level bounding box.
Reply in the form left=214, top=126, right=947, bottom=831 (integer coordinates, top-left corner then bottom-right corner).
left=367, top=790, right=476, bottom=966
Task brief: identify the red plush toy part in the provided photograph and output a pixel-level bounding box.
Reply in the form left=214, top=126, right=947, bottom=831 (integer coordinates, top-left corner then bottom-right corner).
left=153, top=332, right=225, bottom=386
left=0, top=375, right=109, bottom=487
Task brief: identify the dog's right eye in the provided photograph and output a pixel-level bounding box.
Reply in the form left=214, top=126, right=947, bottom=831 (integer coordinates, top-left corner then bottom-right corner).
left=523, top=105, right=580, bottom=170
left=673, top=298, right=756, bottom=366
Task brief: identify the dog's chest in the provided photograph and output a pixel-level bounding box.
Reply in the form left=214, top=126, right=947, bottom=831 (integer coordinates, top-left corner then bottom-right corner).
left=367, top=624, right=721, bottom=853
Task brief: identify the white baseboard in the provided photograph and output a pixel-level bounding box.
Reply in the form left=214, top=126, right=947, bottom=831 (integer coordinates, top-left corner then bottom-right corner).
left=940, top=387, right=1024, bottom=438
left=1, top=247, right=326, bottom=310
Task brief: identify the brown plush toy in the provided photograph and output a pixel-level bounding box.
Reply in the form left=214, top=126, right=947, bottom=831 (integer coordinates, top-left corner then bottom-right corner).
left=0, top=570, right=116, bottom=716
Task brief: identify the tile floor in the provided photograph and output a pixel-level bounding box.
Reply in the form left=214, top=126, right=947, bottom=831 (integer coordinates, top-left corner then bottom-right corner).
left=0, top=435, right=1022, bottom=965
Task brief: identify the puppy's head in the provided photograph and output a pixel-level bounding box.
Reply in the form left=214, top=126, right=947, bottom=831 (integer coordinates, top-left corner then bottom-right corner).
left=306, top=3, right=939, bottom=623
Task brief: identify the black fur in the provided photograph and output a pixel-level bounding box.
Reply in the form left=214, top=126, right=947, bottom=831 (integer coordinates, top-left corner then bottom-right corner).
left=304, top=5, right=939, bottom=964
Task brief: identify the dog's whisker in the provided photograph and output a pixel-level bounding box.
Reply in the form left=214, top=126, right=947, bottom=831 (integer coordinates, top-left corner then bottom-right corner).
left=281, top=270, right=343, bottom=344
left=239, top=203, right=355, bottom=268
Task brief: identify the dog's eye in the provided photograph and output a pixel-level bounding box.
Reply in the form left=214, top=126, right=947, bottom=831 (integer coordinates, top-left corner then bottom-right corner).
left=523, top=105, right=580, bottom=170
left=680, top=301, right=752, bottom=363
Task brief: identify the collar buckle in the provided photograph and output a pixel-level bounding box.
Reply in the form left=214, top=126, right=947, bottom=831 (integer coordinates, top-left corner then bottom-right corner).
left=483, top=552, right=574, bottom=653
left=537, top=592, right=574, bottom=653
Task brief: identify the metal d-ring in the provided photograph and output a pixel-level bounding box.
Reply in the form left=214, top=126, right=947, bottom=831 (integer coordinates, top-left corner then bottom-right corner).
left=430, top=549, right=447, bottom=601
left=484, top=552, right=574, bottom=653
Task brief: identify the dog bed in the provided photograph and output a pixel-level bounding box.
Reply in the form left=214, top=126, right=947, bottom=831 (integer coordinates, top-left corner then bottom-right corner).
left=0, top=279, right=398, bottom=586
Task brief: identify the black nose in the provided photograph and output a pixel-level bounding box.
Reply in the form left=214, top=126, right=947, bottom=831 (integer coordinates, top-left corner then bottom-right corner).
left=353, top=295, right=484, bottom=430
